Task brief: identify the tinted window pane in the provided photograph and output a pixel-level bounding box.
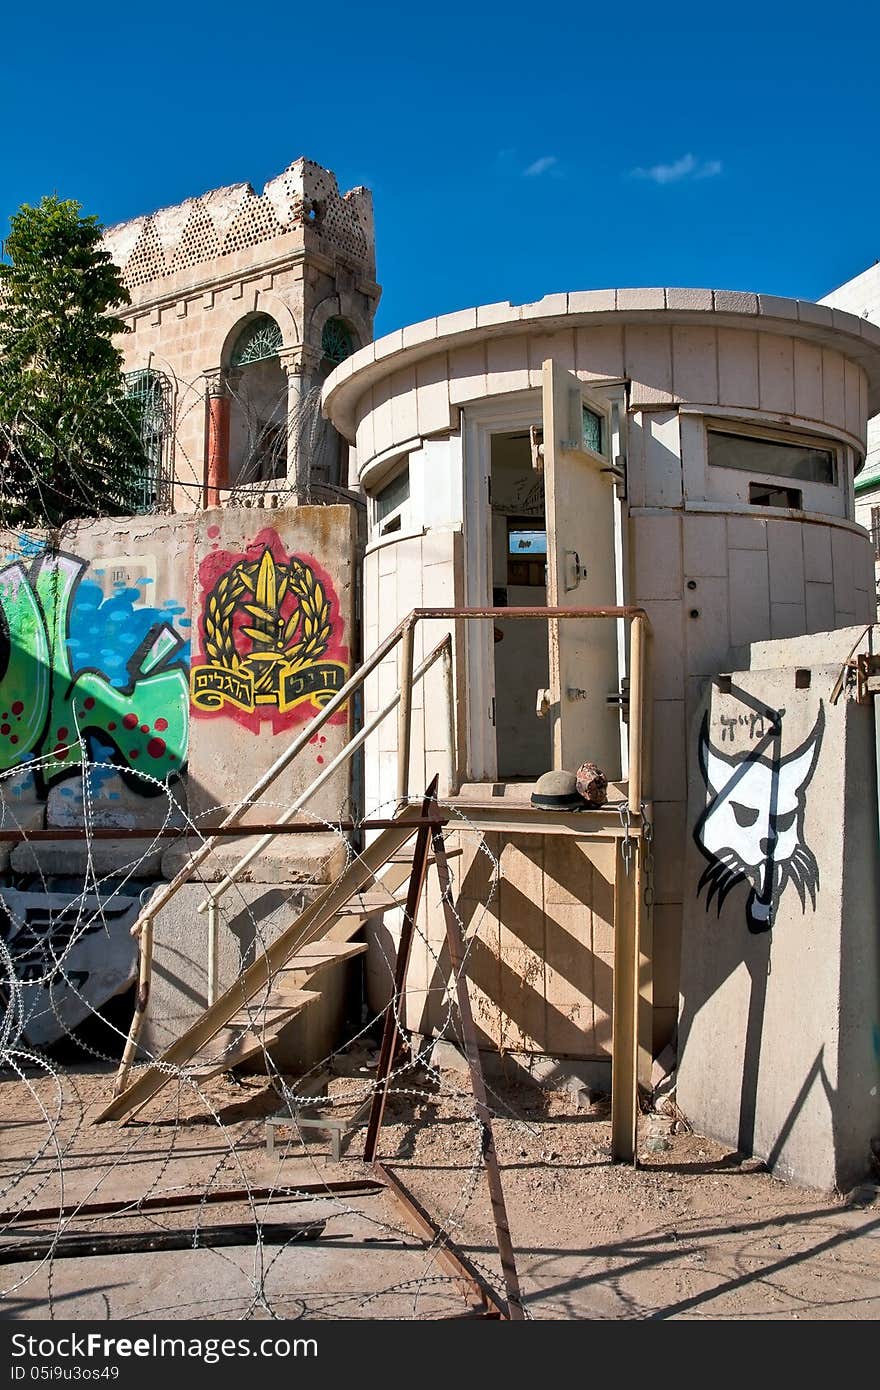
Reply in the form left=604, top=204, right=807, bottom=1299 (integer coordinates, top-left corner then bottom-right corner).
left=708, top=430, right=836, bottom=485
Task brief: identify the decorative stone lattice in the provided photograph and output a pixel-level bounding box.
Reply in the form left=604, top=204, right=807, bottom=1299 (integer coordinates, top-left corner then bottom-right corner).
left=103, top=159, right=374, bottom=289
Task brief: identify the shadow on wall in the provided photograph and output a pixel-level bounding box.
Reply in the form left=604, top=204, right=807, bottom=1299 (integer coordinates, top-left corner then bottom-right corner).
left=679, top=677, right=880, bottom=1187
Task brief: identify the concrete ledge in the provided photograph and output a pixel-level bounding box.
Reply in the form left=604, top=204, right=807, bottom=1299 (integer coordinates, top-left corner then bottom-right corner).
left=159, top=831, right=349, bottom=884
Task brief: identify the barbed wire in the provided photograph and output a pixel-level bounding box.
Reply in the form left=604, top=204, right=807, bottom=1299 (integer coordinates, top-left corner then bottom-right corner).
left=0, top=742, right=538, bottom=1320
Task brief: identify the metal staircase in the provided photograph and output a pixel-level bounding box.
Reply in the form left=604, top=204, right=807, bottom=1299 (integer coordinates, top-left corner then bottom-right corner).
left=95, top=809, right=429, bottom=1123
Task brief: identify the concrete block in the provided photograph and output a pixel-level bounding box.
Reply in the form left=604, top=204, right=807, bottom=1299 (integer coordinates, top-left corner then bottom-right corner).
left=373, top=328, right=404, bottom=362
left=683, top=514, right=727, bottom=578
left=641, top=602, right=685, bottom=699
left=371, top=375, right=394, bottom=456
left=486, top=333, right=530, bottom=395
left=625, top=325, right=674, bottom=404
left=770, top=601, right=807, bottom=639
left=758, top=333, right=795, bottom=414
left=757, top=294, right=798, bottom=321
left=831, top=526, right=855, bottom=611
left=644, top=412, right=682, bottom=507
left=160, top=831, right=348, bottom=885
left=717, top=328, right=760, bottom=408
left=528, top=328, right=575, bottom=383
left=617, top=288, right=666, bottom=311
left=476, top=302, right=521, bottom=327
left=10, top=838, right=166, bottom=881
left=651, top=904, right=683, bottom=1009
left=436, top=307, right=478, bottom=337
left=0, top=889, right=139, bottom=1046
left=527, top=292, right=568, bottom=319
left=575, top=324, right=625, bottom=381
left=416, top=355, right=454, bottom=437
left=568, top=289, right=616, bottom=313
left=822, top=349, right=846, bottom=430
left=767, top=520, right=805, bottom=604
left=797, top=300, right=833, bottom=328
left=713, top=290, right=758, bottom=315
left=402, top=317, right=437, bottom=348
left=727, top=514, right=768, bottom=550
left=389, top=366, right=418, bottom=444
left=632, top=515, right=683, bottom=600
left=677, top=670, right=880, bottom=1190
left=448, top=342, right=486, bottom=405
left=685, top=576, right=732, bottom=677
left=805, top=581, right=835, bottom=632
left=672, top=325, right=718, bottom=404
left=845, top=360, right=863, bottom=438
left=665, top=288, right=714, bottom=311
left=729, top=548, right=770, bottom=647
left=803, top=524, right=833, bottom=583
left=651, top=700, right=686, bottom=802
left=652, top=800, right=686, bottom=904
left=793, top=339, right=823, bottom=421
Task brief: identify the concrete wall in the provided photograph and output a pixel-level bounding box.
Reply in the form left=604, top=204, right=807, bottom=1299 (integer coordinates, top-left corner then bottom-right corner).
left=676, top=641, right=880, bottom=1190
left=0, top=505, right=359, bottom=882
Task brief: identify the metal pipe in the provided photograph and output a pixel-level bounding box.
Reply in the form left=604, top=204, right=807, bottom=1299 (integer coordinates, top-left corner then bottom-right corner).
left=442, top=641, right=457, bottom=796
left=396, top=620, right=415, bottom=805
left=206, top=901, right=220, bottom=1006
left=628, top=613, right=646, bottom=816
left=196, top=635, right=451, bottom=913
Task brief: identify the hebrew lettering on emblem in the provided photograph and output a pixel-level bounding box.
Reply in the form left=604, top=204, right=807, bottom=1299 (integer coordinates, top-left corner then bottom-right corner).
left=694, top=705, right=823, bottom=934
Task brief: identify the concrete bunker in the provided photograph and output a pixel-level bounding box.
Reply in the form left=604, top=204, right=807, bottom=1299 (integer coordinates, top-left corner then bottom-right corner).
left=323, top=289, right=880, bottom=1162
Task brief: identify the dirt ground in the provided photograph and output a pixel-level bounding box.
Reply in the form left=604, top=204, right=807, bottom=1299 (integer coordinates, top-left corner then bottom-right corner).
left=0, top=1059, right=878, bottom=1322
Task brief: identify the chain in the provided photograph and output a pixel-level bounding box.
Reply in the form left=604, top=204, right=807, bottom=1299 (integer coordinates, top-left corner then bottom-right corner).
left=618, top=803, right=633, bottom=875
left=642, top=804, right=655, bottom=908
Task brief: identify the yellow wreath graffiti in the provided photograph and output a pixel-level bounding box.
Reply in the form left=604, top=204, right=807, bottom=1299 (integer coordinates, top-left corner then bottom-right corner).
left=190, top=548, right=347, bottom=715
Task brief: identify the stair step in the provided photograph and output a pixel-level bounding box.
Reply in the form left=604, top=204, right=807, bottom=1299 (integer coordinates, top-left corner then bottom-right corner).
left=335, top=892, right=407, bottom=914
left=96, top=809, right=435, bottom=1123
left=283, top=940, right=368, bottom=970
left=226, top=1005, right=303, bottom=1031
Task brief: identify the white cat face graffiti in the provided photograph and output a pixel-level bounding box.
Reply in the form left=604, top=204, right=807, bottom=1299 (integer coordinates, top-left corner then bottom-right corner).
left=694, top=707, right=823, bottom=934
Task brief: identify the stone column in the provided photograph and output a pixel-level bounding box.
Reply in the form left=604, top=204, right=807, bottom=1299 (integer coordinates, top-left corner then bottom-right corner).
left=278, top=345, right=322, bottom=499
left=203, top=369, right=231, bottom=508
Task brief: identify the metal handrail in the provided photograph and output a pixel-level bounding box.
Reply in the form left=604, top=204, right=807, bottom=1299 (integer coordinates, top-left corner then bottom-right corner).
left=113, top=603, right=650, bottom=1095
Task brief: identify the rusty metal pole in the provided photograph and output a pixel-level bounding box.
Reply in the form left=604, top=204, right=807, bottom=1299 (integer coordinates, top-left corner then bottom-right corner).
left=362, top=778, right=438, bottom=1162
left=430, top=822, right=525, bottom=1320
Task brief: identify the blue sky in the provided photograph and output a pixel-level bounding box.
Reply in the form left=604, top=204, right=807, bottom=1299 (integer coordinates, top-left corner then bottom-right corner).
left=2, top=3, right=879, bottom=337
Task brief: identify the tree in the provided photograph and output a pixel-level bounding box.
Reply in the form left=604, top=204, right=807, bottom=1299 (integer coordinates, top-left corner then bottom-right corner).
left=0, top=195, right=148, bottom=527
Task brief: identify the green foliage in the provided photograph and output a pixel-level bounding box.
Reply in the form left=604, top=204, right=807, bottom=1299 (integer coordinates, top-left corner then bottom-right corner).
left=0, top=195, right=148, bottom=527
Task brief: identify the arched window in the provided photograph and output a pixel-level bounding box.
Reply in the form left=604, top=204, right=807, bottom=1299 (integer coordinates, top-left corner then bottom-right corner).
left=230, top=315, right=283, bottom=368
left=321, top=317, right=354, bottom=366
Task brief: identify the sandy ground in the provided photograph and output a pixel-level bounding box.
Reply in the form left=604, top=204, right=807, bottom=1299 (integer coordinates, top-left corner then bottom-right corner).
left=0, top=1060, right=878, bottom=1322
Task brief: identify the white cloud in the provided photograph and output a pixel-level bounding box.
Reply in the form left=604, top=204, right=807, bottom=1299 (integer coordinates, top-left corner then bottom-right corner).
left=523, top=155, right=558, bottom=177
left=630, top=153, right=723, bottom=185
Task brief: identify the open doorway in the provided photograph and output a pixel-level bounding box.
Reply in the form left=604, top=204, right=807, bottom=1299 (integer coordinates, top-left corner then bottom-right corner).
left=490, top=432, right=552, bottom=779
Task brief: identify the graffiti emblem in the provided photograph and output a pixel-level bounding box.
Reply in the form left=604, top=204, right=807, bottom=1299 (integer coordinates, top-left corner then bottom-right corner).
left=694, top=706, right=823, bottom=934
left=191, top=544, right=347, bottom=720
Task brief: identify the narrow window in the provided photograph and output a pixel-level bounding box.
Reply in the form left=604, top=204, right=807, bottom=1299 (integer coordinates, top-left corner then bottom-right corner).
left=708, top=429, right=836, bottom=486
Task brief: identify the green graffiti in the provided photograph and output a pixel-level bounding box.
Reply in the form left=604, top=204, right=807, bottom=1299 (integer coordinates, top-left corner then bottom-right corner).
left=0, top=552, right=188, bottom=792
